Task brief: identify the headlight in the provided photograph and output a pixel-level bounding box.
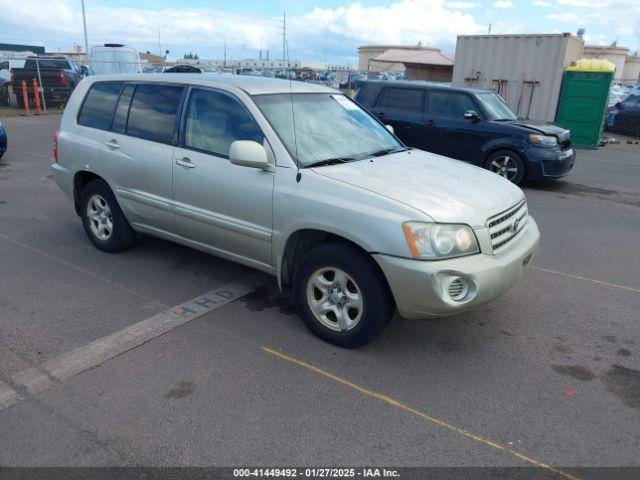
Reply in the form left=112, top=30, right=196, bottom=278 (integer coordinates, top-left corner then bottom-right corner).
left=402, top=222, right=480, bottom=260
left=529, top=134, right=558, bottom=146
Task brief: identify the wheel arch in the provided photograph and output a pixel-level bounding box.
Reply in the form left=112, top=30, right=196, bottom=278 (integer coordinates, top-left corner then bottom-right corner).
left=279, top=229, right=392, bottom=298
left=73, top=171, right=107, bottom=216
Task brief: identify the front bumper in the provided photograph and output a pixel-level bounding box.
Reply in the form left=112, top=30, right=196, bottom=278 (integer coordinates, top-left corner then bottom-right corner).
left=525, top=146, right=575, bottom=179
left=374, top=217, right=540, bottom=320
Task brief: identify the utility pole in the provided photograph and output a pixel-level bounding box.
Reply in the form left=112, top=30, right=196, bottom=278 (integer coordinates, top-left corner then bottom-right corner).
left=157, top=24, right=162, bottom=58
left=223, top=41, right=227, bottom=68
left=81, top=0, right=89, bottom=57
left=488, top=24, right=492, bottom=35
left=282, top=12, right=286, bottom=68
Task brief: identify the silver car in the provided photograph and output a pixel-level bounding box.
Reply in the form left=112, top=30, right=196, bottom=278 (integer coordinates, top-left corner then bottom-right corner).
left=51, top=74, right=540, bottom=347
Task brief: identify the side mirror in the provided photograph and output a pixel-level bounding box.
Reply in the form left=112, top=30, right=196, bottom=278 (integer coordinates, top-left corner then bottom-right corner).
left=229, top=140, right=269, bottom=170
left=464, top=110, right=480, bottom=121
left=385, top=124, right=394, bottom=134
left=614, top=102, right=622, bottom=109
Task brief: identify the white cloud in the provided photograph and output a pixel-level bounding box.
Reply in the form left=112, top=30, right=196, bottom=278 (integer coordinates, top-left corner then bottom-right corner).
left=532, top=1, right=553, bottom=6
left=493, top=0, right=515, bottom=9
left=446, top=1, right=481, bottom=8
left=546, top=12, right=583, bottom=23
left=557, top=0, right=589, bottom=6
left=0, top=0, right=486, bottom=63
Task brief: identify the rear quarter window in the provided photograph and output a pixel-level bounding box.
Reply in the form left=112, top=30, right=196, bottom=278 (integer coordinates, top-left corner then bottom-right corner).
left=77, top=82, right=123, bottom=130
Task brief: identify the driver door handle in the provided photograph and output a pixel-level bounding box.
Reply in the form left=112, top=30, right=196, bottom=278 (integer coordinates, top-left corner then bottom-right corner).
left=105, top=139, right=120, bottom=149
left=176, top=157, right=195, bottom=169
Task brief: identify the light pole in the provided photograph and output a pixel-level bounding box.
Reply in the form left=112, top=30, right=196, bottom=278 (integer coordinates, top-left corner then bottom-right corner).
left=81, top=0, right=89, bottom=58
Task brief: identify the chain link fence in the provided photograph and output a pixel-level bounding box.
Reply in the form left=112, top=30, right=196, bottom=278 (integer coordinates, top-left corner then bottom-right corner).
left=604, top=80, right=640, bottom=139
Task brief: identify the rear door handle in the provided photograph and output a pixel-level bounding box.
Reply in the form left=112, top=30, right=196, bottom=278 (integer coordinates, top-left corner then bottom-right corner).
left=105, top=139, right=120, bottom=149
left=426, top=120, right=436, bottom=127
left=175, top=157, right=195, bottom=169
left=377, top=112, right=385, bottom=118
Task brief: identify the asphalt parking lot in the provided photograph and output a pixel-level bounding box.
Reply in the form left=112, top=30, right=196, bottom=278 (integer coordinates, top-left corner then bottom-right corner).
left=0, top=114, right=639, bottom=477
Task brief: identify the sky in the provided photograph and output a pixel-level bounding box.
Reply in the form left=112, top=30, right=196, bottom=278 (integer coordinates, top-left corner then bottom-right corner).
left=0, top=0, right=638, bottom=64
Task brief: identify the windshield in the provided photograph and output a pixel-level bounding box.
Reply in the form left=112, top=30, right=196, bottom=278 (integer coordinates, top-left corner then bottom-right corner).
left=476, top=92, right=517, bottom=121
left=253, top=93, right=402, bottom=167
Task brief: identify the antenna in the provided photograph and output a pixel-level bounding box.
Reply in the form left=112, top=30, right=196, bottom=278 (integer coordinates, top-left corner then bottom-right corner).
left=285, top=38, right=301, bottom=182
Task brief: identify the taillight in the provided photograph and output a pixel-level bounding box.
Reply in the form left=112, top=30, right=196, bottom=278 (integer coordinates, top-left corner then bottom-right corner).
left=53, top=129, right=60, bottom=163
left=59, top=70, right=67, bottom=86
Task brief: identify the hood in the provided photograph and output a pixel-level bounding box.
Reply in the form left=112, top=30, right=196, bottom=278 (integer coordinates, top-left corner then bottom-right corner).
left=311, top=149, right=524, bottom=227
left=508, top=119, right=570, bottom=142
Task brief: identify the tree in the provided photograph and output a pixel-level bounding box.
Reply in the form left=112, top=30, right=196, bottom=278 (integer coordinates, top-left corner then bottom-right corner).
left=183, top=52, right=199, bottom=60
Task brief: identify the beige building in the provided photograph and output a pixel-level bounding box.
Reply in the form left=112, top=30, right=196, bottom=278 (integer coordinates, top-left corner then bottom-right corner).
left=371, top=49, right=454, bottom=82
left=583, top=45, right=630, bottom=81
left=622, top=54, right=640, bottom=84
left=358, top=44, right=438, bottom=73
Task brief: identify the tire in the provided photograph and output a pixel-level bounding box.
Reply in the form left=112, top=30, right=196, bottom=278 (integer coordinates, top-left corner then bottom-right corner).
left=80, top=179, right=135, bottom=253
left=484, top=150, right=526, bottom=185
left=293, top=242, right=394, bottom=348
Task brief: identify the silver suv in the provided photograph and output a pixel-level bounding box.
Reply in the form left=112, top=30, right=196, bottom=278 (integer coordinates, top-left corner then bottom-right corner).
left=51, top=74, right=540, bottom=347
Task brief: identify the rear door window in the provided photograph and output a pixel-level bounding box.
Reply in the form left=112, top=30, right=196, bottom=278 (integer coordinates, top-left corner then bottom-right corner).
left=376, top=88, right=424, bottom=112
left=77, top=82, right=123, bottom=130
left=428, top=91, right=477, bottom=118
left=126, top=84, right=185, bottom=144
left=183, top=88, right=263, bottom=157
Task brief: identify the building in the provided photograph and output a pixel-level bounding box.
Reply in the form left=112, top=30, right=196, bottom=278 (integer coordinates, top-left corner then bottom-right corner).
left=452, top=33, right=584, bottom=122
left=583, top=44, right=629, bottom=82
left=0, top=43, right=45, bottom=56
left=358, top=44, right=436, bottom=73
left=622, top=54, right=640, bottom=84
left=370, top=49, right=454, bottom=82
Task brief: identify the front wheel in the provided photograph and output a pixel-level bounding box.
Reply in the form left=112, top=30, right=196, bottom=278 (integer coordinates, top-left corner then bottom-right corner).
left=293, top=243, right=394, bottom=348
left=485, top=150, right=526, bottom=185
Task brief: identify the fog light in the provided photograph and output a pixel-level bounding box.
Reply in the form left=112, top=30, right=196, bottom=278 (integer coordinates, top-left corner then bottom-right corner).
left=447, top=276, right=469, bottom=301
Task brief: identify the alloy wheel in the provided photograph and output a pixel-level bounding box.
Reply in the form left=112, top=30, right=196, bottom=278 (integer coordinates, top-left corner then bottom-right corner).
left=306, top=267, right=364, bottom=332
left=86, top=194, right=113, bottom=241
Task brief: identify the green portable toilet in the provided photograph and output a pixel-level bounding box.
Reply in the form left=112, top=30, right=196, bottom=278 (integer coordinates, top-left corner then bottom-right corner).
left=555, top=59, right=615, bottom=149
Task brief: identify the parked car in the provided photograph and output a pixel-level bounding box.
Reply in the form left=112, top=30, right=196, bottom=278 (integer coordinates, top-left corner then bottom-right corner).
left=355, top=81, right=575, bottom=184
left=605, top=94, right=640, bottom=138
left=90, top=44, right=141, bottom=75
left=0, top=60, right=11, bottom=106
left=163, top=65, right=202, bottom=73
left=11, top=56, right=84, bottom=106
left=0, top=121, right=7, bottom=158
left=51, top=75, right=540, bottom=347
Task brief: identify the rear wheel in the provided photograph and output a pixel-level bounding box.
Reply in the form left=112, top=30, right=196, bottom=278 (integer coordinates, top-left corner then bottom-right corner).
left=80, top=179, right=135, bottom=252
left=485, top=150, right=526, bottom=185
left=293, top=243, right=394, bottom=348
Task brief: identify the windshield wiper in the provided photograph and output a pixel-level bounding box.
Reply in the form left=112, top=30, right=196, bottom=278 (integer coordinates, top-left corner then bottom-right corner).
left=304, top=157, right=356, bottom=168
left=368, top=146, right=408, bottom=157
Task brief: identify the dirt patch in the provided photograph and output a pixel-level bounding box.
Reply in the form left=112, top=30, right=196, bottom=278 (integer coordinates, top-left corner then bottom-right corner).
left=604, top=365, right=640, bottom=409
left=552, top=364, right=595, bottom=382
left=165, top=381, right=197, bottom=400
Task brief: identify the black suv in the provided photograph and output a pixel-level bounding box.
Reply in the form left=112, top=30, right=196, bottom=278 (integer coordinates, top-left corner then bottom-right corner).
left=355, top=81, right=575, bottom=184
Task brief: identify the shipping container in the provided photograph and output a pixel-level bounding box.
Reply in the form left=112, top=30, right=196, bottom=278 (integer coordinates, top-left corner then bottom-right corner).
left=452, top=33, right=584, bottom=122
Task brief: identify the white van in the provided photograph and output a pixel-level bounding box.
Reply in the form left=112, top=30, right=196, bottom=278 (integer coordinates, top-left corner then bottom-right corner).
left=89, top=44, right=141, bottom=75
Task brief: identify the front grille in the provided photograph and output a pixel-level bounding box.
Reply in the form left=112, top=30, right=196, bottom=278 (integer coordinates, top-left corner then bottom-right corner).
left=487, top=200, right=528, bottom=253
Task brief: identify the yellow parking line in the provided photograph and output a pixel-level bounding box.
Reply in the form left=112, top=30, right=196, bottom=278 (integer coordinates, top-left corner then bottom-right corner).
left=533, top=266, right=640, bottom=294
left=262, top=347, right=581, bottom=480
